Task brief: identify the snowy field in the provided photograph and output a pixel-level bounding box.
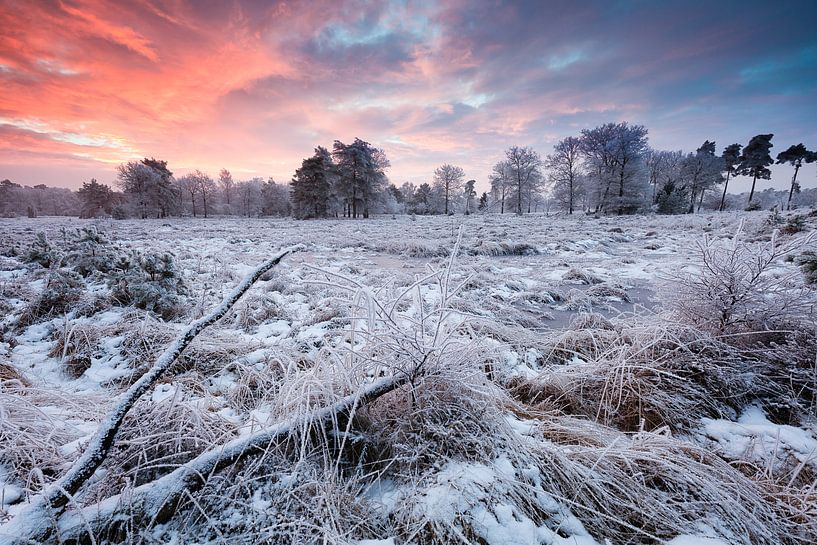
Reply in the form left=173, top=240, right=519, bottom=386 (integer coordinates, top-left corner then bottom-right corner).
left=1, top=211, right=816, bottom=544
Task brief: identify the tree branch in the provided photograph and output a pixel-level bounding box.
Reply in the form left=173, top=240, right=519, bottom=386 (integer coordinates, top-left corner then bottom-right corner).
left=0, top=245, right=302, bottom=545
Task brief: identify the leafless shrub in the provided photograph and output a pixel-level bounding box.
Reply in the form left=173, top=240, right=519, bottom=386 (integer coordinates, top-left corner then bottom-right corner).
left=666, top=223, right=815, bottom=334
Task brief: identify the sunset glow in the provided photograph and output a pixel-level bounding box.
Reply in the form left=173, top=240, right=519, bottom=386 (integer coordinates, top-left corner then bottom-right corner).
left=1, top=0, right=816, bottom=190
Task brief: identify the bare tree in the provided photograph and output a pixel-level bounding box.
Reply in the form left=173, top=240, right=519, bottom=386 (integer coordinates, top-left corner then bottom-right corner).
left=504, top=146, right=543, bottom=215
left=218, top=168, right=235, bottom=213
left=581, top=123, right=648, bottom=214
left=433, top=164, right=465, bottom=214
left=546, top=136, right=583, bottom=214
left=194, top=171, right=217, bottom=218
left=489, top=160, right=512, bottom=214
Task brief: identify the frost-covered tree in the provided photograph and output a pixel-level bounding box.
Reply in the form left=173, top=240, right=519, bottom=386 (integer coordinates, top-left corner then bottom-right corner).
left=718, top=143, right=742, bottom=211
left=546, top=136, right=583, bottom=214
left=195, top=171, right=217, bottom=218
left=738, top=134, right=774, bottom=206
left=504, top=146, right=543, bottom=215
left=411, top=182, right=434, bottom=214
left=218, top=169, right=235, bottom=214
left=117, top=158, right=176, bottom=219
left=175, top=174, right=199, bottom=217
left=176, top=170, right=214, bottom=217
left=332, top=138, right=389, bottom=218
left=581, top=122, right=649, bottom=214
left=291, top=147, right=333, bottom=219
left=399, top=182, right=417, bottom=212
left=463, top=179, right=476, bottom=214
left=432, top=164, right=465, bottom=214
left=262, top=178, right=291, bottom=216
left=489, top=160, right=512, bottom=214
left=77, top=179, right=114, bottom=218
left=478, top=191, right=488, bottom=211
left=776, top=143, right=814, bottom=210
left=237, top=178, right=264, bottom=216
left=680, top=141, right=723, bottom=213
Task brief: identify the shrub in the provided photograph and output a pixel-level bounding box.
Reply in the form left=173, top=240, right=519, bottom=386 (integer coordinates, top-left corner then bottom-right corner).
left=109, top=250, right=186, bottom=320
left=666, top=225, right=813, bottom=334
left=781, top=215, right=807, bottom=235
left=62, top=226, right=118, bottom=277
left=17, top=269, right=85, bottom=327
left=795, top=250, right=817, bottom=284
left=24, top=232, right=60, bottom=268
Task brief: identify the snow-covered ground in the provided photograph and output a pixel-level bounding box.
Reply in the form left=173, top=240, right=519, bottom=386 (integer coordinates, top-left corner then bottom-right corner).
left=1, top=210, right=815, bottom=544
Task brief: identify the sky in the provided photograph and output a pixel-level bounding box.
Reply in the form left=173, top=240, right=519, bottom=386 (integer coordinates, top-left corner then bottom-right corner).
left=1, top=0, right=816, bottom=194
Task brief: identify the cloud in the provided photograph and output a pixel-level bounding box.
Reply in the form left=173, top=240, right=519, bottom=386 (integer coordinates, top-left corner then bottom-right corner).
left=1, top=0, right=816, bottom=190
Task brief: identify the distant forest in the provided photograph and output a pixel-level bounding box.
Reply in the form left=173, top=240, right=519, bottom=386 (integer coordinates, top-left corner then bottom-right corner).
left=2, top=126, right=816, bottom=219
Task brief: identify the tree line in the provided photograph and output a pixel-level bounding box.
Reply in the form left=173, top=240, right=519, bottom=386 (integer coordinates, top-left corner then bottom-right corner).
left=1, top=128, right=815, bottom=219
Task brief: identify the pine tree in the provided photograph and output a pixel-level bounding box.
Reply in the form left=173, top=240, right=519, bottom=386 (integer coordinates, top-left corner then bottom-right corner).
left=291, top=147, right=333, bottom=219
left=738, top=134, right=774, bottom=206
left=77, top=179, right=114, bottom=218
left=718, top=144, right=741, bottom=211
left=776, top=143, right=815, bottom=210
left=478, top=192, right=488, bottom=211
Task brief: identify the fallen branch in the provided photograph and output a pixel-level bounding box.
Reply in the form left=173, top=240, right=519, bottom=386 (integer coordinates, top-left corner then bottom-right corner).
left=0, top=245, right=301, bottom=545
left=3, top=375, right=405, bottom=544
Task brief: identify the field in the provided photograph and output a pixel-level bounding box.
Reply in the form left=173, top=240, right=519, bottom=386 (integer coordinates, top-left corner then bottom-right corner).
left=1, top=210, right=816, bottom=544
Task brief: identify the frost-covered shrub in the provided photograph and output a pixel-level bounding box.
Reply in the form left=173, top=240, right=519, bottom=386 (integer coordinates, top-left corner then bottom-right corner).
left=795, top=250, right=817, bottom=284
left=513, top=324, right=766, bottom=432
left=62, top=226, right=117, bottom=277
left=746, top=200, right=762, bottom=211
left=17, top=269, right=84, bottom=327
left=781, top=214, right=806, bottom=235
left=469, top=240, right=538, bottom=256
left=667, top=227, right=812, bottom=333
left=109, top=250, right=186, bottom=320
left=24, top=232, right=60, bottom=268
left=585, top=282, right=630, bottom=303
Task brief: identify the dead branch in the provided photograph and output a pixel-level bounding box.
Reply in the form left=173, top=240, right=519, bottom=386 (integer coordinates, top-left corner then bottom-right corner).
left=0, top=245, right=301, bottom=545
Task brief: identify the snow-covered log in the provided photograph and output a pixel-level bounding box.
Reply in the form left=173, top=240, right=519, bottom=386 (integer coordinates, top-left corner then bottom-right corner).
left=1, top=375, right=404, bottom=544
left=0, top=245, right=301, bottom=545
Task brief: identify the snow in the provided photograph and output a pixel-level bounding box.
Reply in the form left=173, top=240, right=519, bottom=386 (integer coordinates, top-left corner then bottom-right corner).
left=701, top=405, right=817, bottom=469
left=1, top=211, right=814, bottom=544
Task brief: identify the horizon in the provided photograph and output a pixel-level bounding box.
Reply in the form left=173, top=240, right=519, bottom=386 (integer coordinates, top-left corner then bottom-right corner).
left=1, top=0, right=816, bottom=194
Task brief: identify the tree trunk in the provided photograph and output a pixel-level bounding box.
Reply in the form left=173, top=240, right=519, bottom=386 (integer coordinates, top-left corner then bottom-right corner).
left=787, top=164, right=800, bottom=210
left=748, top=173, right=758, bottom=205
left=517, top=181, right=522, bottom=215
left=719, top=171, right=731, bottom=211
